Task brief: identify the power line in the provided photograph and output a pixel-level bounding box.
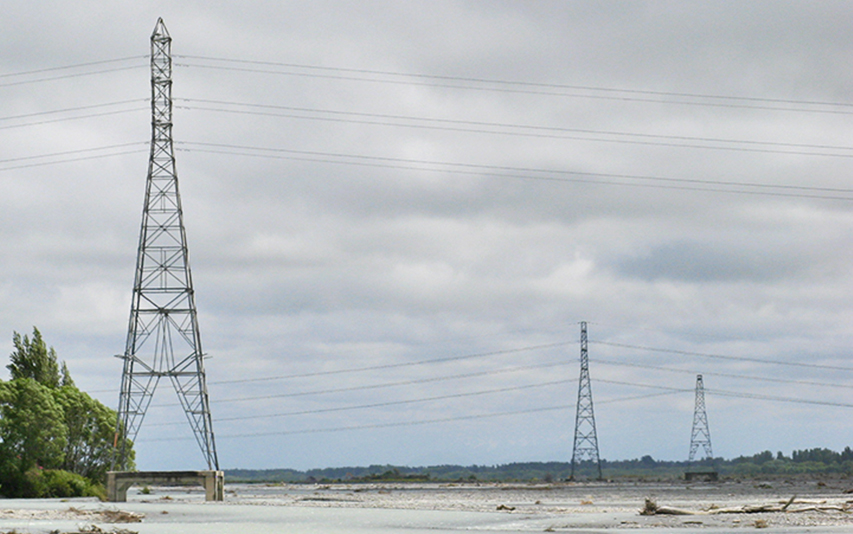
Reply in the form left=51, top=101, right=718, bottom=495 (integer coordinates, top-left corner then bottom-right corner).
left=174, top=55, right=853, bottom=114
left=108, top=340, right=853, bottom=402
left=179, top=141, right=853, bottom=193
left=592, top=341, right=853, bottom=372
left=597, top=378, right=853, bottom=410
left=140, top=373, right=853, bottom=442
left=142, top=404, right=574, bottom=441
left=0, top=142, right=146, bottom=165
left=592, top=357, right=853, bottom=391
left=0, top=56, right=146, bottom=79
left=178, top=142, right=853, bottom=201
left=138, top=390, right=683, bottom=442
left=0, top=108, right=147, bottom=131
left=177, top=99, right=853, bottom=158
left=5, top=139, right=847, bottom=202
left=0, top=147, right=148, bottom=172
left=151, top=378, right=575, bottom=426
left=209, top=341, right=572, bottom=385
left=0, top=99, right=146, bottom=122
left=152, top=360, right=571, bottom=408
left=88, top=337, right=570, bottom=395
left=0, top=65, right=147, bottom=89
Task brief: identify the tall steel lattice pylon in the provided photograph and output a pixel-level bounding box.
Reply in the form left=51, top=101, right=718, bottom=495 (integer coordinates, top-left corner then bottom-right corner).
left=570, top=321, right=602, bottom=480
left=687, top=374, right=713, bottom=462
left=113, top=18, right=218, bottom=471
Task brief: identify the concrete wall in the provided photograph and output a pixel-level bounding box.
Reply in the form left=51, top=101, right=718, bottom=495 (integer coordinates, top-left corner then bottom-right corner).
left=107, top=470, right=224, bottom=502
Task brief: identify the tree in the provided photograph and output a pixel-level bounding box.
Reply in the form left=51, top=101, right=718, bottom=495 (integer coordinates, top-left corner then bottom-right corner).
left=54, top=385, right=133, bottom=480
left=8, top=328, right=61, bottom=388
left=60, top=361, right=74, bottom=387
left=0, top=378, right=67, bottom=472
left=0, top=328, right=135, bottom=496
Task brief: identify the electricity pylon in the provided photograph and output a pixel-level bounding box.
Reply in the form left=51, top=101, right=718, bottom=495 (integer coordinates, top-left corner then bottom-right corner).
left=688, top=374, right=713, bottom=462
left=113, top=18, right=218, bottom=471
left=570, top=321, right=602, bottom=480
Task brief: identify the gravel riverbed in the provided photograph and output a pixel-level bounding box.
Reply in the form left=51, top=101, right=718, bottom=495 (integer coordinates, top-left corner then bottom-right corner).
left=1, top=478, right=852, bottom=532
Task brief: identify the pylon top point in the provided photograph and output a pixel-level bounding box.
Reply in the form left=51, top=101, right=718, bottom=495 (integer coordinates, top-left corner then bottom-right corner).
left=152, top=18, right=170, bottom=40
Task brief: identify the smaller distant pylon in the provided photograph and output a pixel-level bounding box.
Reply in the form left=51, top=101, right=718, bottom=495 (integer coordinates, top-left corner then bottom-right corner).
left=570, top=321, right=603, bottom=480
left=688, top=374, right=713, bottom=462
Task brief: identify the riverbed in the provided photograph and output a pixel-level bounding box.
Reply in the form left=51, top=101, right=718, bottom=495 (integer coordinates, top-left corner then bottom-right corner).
left=0, top=479, right=851, bottom=532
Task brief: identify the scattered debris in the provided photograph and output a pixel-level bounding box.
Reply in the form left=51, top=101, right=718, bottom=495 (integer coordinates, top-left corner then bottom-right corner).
left=60, top=508, right=144, bottom=524
left=99, top=510, right=143, bottom=523
left=640, top=496, right=850, bottom=516
left=640, top=498, right=694, bottom=516
left=62, top=526, right=138, bottom=534
left=496, top=504, right=516, bottom=511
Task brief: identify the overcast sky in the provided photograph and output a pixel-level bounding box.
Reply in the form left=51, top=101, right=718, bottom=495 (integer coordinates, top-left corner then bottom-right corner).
left=1, top=1, right=852, bottom=471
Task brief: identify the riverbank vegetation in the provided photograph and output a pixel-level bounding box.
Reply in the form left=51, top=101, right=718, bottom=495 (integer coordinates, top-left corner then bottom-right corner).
left=227, top=448, right=853, bottom=484
left=0, top=328, right=133, bottom=498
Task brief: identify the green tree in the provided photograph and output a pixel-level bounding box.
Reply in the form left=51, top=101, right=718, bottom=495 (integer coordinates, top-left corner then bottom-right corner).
left=8, top=328, right=61, bottom=388
left=0, top=328, right=135, bottom=497
left=54, top=385, right=133, bottom=480
left=0, top=379, right=67, bottom=477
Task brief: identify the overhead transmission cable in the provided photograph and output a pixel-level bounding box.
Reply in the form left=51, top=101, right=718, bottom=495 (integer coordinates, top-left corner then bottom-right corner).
left=0, top=65, right=147, bottom=89
left=141, top=375, right=853, bottom=442
left=140, top=390, right=682, bottom=442
left=88, top=338, right=570, bottom=395
left=177, top=142, right=853, bottom=201
left=209, top=341, right=572, bottom=385
left=0, top=142, right=148, bottom=172
left=591, top=357, right=853, bottom=391
left=152, top=359, right=572, bottom=408
left=174, top=55, right=853, bottom=114
left=592, top=341, right=853, bottom=372
left=0, top=108, right=147, bottom=131
left=143, top=404, right=574, bottom=441
left=176, top=99, right=853, bottom=158
left=0, top=56, right=146, bottom=79
left=597, top=378, right=853, bottom=410
left=0, top=99, right=146, bottom=122
left=150, top=377, right=575, bottom=427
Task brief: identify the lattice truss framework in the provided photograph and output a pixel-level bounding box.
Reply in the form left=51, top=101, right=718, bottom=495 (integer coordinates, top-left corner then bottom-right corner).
left=114, top=18, right=218, bottom=470
left=571, top=321, right=602, bottom=479
left=688, top=374, right=713, bottom=462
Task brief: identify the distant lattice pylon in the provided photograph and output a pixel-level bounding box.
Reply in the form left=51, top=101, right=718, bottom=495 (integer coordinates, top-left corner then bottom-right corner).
left=113, top=18, right=218, bottom=471
left=570, top=321, right=602, bottom=480
left=688, top=374, right=713, bottom=462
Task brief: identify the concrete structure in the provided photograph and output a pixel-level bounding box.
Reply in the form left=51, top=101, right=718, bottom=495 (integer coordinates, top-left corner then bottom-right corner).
left=107, top=471, right=224, bottom=502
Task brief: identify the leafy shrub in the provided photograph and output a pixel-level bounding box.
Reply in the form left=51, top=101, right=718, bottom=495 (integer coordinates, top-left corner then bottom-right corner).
left=22, top=468, right=105, bottom=499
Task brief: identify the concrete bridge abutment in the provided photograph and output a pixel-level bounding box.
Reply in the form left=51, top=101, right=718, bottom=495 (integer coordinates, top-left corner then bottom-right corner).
left=106, top=470, right=224, bottom=502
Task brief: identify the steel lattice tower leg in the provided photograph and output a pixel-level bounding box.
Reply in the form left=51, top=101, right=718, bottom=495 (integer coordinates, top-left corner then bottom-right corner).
left=113, top=18, right=218, bottom=471
left=688, top=374, right=713, bottom=463
left=570, top=321, right=602, bottom=480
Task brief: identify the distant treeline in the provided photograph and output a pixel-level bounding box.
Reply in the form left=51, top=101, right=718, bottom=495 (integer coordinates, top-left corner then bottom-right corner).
left=226, top=447, right=853, bottom=483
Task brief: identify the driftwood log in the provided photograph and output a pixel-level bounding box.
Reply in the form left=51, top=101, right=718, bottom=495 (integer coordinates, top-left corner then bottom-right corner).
left=641, top=497, right=850, bottom=516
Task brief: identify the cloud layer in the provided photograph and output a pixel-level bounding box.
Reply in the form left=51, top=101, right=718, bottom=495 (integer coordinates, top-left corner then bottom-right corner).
left=1, top=1, right=851, bottom=470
